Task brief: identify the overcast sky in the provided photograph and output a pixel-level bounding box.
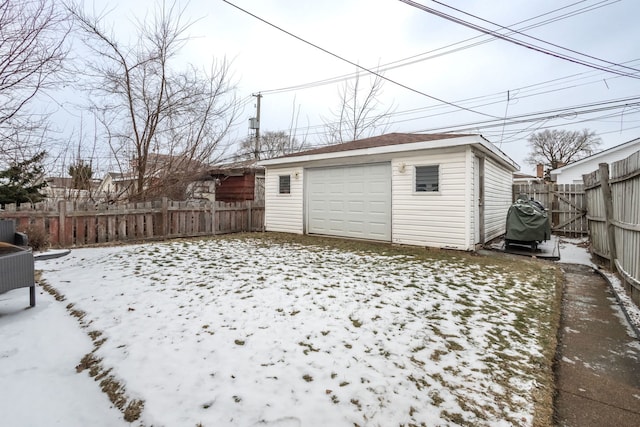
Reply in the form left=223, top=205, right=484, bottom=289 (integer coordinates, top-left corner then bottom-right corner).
left=56, top=0, right=640, bottom=175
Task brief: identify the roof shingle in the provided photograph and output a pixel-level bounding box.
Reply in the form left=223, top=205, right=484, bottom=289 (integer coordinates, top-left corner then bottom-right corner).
left=281, top=132, right=475, bottom=158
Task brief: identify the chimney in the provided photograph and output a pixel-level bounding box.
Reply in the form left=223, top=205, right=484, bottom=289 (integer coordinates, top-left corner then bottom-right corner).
left=536, top=163, right=544, bottom=178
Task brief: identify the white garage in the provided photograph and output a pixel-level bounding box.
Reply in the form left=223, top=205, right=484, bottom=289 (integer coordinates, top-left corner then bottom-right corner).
left=260, top=133, right=519, bottom=251
left=306, top=163, right=391, bottom=241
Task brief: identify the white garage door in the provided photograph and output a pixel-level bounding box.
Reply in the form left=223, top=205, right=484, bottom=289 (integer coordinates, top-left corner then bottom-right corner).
left=306, top=163, right=391, bottom=241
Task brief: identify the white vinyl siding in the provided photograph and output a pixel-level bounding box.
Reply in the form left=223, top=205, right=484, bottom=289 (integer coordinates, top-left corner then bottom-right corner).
left=392, top=149, right=471, bottom=250
left=264, top=167, right=304, bottom=234
left=306, top=163, right=391, bottom=241
left=262, top=135, right=517, bottom=251
left=483, top=157, right=513, bottom=241
left=551, top=139, right=640, bottom=184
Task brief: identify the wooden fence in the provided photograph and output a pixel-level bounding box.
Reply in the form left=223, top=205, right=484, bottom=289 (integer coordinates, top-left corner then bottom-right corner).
left=0, top=198, right=264, bottom=247
left=583, top=151, right=640, bottom=305
left=512, top=183, right=587, bottom=236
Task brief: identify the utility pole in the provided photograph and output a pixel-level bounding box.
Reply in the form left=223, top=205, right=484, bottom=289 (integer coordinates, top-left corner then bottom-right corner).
left=252, top=93, right=262, bottom=160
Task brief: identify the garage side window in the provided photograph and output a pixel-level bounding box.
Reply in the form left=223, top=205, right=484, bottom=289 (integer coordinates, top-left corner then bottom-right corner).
left=415, top=165, right=439, bottom=192
left=279, top=175, right=291, bottom=194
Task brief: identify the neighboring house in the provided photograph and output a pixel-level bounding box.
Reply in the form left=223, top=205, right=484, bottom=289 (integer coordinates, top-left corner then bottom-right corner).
left=44, top=177, right=100, bottom=203
left=97, top=154, right=210, bottom=202
left=512, top=172, right=542, bottom=184
left=550, top=137, right=640, bottom=184
left=201, top=160, right=265, bottom=202
left=259, top=133, right=518, bottom=251
left=97, top=172, right=137, bottom=203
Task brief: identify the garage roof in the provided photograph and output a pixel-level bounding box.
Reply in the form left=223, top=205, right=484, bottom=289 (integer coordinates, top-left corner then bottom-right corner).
left=281, top=133, right=472, bottom=157
left=259, top=132, right=519, bottom=171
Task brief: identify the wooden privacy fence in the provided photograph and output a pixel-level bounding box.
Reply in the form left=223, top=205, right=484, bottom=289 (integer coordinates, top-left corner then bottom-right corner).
left=0, top=198, right=264, bottom=247
left=512, top=183, right=587, bottom=236
left=583, top=151, right=640, bottom=305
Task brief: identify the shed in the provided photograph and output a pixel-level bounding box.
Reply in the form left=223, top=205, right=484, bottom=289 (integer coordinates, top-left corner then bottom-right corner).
left=205, top=160, right=265, bottom=202
left=550, top=137, right=640, bottom=184
left=259, top=133, right=519, bottom=251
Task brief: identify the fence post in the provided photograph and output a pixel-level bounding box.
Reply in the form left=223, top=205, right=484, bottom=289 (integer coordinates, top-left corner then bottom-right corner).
left=161, top=197, right=168, bottom=237
left=247, top=201, right=252, bottom=232
left=58, top=200, right=66, bottom=246
left=551, top=183, right=559, bottom=228
left=212, top=200, right=217, bottom=235
left=599, top=163, right=617, bottom=272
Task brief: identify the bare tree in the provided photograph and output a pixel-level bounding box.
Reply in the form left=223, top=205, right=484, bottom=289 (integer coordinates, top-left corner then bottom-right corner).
left=0, top=0, right=70, bottom=162
left=67, top=1, right=239, bottom=201
left=525, top=129, right=602, bottom=176
left=236, top=131, right=305, bottom=161
left=323, top=69, right=395, bottom=144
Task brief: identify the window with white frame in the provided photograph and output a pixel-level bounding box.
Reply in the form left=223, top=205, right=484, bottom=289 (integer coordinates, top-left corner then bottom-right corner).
left=279, top=175, right=291, bottom=194
left=415, top=165, right=439, bottom=192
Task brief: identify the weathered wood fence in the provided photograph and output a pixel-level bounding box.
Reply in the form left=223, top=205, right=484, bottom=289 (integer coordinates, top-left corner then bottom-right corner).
left=512, top=183, right=587, bottom=236
left=0, top=198, right=264, bottom=247
left=583, top=151, right=640, bottom=305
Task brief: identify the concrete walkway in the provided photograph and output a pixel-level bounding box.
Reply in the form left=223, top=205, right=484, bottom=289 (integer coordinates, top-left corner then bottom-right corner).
left=555, top=263, right=640, bottom=426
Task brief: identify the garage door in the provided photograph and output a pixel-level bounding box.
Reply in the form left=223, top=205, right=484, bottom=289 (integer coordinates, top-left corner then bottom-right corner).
left=306, top=163, right=391, bottom=241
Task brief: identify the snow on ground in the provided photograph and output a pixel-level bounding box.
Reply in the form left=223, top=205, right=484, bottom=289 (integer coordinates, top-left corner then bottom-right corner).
left=557, top=238, right=596, bottom=267
left=0, top=287, right=126, bottom=427
left=3, top=236, right=558, bottom=426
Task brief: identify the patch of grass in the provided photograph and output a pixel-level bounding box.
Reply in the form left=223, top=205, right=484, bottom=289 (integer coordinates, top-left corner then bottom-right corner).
left=234, top=339, right=245, bottom=346
left=298, top=341, right=319, bottom=355
left=409, top=355, right=425, bottom=367
left=76, top=352, right=101, bottom=374
left=350, top=398, right=362, bottom=410
left=123, top=399, right=145, bottom=422
left=407, top=374, right=429, bottom=391
left=38, top=278, right=65, bottom=301
left=430, top=391, right=444, bottom=406
left=441, top=410, right=472, bottom=426
left=302, top=374, right=313, bottom=382
left=88, top=330, right=103, bottom=341
left=446, top=340, right=465, bottom=352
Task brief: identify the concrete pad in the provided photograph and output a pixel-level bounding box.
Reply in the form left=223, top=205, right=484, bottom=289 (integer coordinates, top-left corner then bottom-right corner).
left=555, top=263, right=640, bottom=427
left=489, top=234, right=560, bottom=260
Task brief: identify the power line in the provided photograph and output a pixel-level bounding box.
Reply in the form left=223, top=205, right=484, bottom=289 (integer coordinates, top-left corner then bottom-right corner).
left=399, top=0, right=640, bottom=79
left=415, top=95, right=640, bottom=134
left=430, top=0, right=640, bottom=75
left=222, top=0, right=499, bottom=119
left=260, top=59, right=640, bottom=140
left=259, top=0, right=620, bottom=95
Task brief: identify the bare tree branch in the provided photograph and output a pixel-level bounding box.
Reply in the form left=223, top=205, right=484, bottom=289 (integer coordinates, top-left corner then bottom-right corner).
left=525, top=129, right=602, bottom=176
left=67, top=0, right=239, bottom=201
left=323, top=68, right=396, bottom=144
left=0, top=0, right=71, bottom=162
left=235, top=130, right=305, bottom=161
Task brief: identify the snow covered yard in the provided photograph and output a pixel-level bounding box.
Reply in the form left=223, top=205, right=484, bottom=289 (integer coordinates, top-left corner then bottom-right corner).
left=12, top=234, right=560, bottom=426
